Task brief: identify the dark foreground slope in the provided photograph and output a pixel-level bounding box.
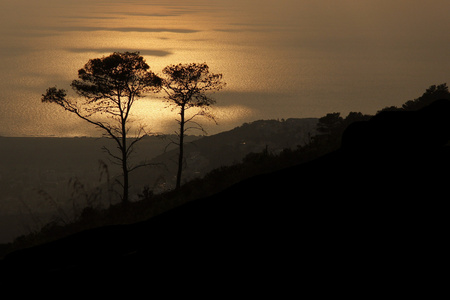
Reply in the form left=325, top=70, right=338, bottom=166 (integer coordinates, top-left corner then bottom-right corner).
left=1, top=100, right=449, bottom=291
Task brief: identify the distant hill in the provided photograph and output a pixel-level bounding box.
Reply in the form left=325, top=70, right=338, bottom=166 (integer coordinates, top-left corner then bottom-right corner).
left=131, top=118, right=318, bottom=192
left=0, top=118, right=317, bottom=243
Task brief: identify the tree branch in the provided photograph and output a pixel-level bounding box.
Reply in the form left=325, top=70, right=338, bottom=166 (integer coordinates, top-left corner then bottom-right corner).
left=128, top=161, right=163, bottom=173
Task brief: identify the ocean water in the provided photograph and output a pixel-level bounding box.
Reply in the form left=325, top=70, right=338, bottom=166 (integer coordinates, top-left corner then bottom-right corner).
left=1, top=0, right=449, bottom=137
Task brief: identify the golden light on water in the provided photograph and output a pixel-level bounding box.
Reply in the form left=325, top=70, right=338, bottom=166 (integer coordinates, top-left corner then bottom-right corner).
left=131, top=98, right=254, bottom=136
left=1, top=0, right=450, bottom=137
left=4, top=1, right=262, bottom=137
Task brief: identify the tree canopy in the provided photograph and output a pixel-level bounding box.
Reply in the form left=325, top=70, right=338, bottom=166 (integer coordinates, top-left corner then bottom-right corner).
left=161, top=63, right=225, bottom=108
left=397, top=83, right=450, bottom=111
left=42, top=52, right=161, bottom=203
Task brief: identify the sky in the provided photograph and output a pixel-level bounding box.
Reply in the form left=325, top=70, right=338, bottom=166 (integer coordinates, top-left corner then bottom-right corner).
left=0, top=0, right=449, bottom=137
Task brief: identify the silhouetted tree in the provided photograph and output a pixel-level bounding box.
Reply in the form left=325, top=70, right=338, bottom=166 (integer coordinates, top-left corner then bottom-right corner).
left=317, top=112, right=343, bottom=134
left=378, top=106, right=403, bottom=113
left=313, top=111, right=372, bottom=152
left=343, top=112, right=372, bottom=125
left=378, top=83, right=450, bottom=113
left=402, top=83, right=450, bottom=111
left=160, top=63, right=225, bottom=189
left=42, top=52, right=161, bottom=203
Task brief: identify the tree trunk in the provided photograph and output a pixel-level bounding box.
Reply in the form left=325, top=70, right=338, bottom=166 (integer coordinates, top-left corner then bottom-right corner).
left=176, top=105, right=185, bottom=190
left=122, top=150, right=129, bottom=203
left=121, top=121, right=129, bottom=203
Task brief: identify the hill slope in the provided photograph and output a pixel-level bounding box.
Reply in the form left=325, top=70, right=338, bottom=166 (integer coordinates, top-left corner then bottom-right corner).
left=132, top=118, right=318, bottom=191
left=0, top=118, right=317, bottom=243
left=1, top=100, right=449, bottom=291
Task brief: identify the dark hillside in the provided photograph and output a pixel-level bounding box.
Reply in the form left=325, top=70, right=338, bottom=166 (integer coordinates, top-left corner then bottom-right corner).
left=132, top=118, right=318, bottom=191
left=0, top=135, right=199, bottom=243
left=1, top=100, right=448, bottom=291
left=0, top=119, right=316, bottom=244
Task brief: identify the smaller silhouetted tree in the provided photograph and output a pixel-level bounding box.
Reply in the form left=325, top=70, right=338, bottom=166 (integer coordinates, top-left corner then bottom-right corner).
left=402, top=83, right=450, bottom=111
left=378, top=83, right=450, bottom=113
left=317, top=113, right=343, bottom=134
left=42, top=52, right=161, bottom=203
left=160, top=63, right=225, bottom=189
left=314, top=111, right=372, bottom=151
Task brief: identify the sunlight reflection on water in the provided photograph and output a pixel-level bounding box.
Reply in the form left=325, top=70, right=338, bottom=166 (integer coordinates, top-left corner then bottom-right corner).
left=1, top=1, right=268, bottom=137
left=1, top=0, right=450, bottom=137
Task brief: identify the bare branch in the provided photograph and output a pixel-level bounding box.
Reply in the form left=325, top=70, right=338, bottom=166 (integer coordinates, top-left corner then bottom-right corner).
left=101, top=146, right=121, bottom=161
left=128, top=161, right=163, bottom=173
left=164, top=140, right=179, bottom=152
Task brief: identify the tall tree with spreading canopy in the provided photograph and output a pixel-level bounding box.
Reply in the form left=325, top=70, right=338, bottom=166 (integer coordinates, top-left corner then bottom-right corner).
left=161, top=63, right=225, bottom=189
left=42, top=52, right=161, bottom=203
